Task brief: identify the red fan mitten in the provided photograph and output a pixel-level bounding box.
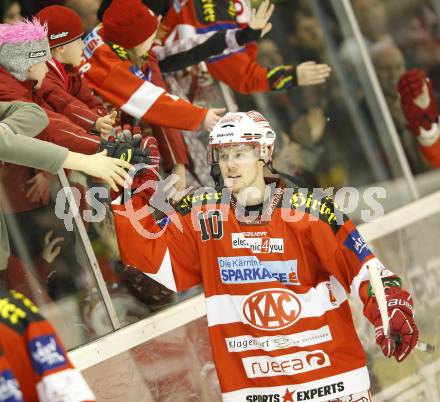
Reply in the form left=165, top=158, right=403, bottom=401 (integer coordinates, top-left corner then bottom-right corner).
left=397, top=69, right=438, bottom=136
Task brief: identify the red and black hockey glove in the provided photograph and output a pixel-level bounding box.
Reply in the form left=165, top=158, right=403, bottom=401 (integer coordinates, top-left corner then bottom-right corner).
left=131, top=136, right=160, bottom=203
left=369, top=286, right=419, bottom=362
left=267, top=65, right=297, bottom=91
left=397, top=69, right=438, bottom=136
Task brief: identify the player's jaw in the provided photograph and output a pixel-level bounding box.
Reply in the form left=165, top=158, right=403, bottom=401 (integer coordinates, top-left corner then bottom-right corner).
left=222, top=163, right=265, bottom=201
left=225, top=176, right=244, bottom=193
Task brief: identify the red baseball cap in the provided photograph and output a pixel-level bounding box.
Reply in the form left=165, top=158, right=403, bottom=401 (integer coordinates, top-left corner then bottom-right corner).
left=36, top=6, right=84, bottom=48
left=103, top=0, right=158, bottom=49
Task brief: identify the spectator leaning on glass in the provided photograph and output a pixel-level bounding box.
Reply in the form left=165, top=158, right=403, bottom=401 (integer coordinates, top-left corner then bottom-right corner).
left=112, top=111, right=419, bottom=402
left=0, top=100, right=133, bottom=273
left=81, top=0, right=228, bottom=192
left=0, top=18, right=100, bottom=154
left=0, top=19, right=152, bottom=162
left=161, top=0, right=332, bottom=94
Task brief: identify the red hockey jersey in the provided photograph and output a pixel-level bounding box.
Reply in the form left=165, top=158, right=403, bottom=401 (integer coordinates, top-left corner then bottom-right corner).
left=113, top=182, right=392, bottom=401
left=0, top=288, right=95, bottom=402
left=162, top=0, right=270, bottom=94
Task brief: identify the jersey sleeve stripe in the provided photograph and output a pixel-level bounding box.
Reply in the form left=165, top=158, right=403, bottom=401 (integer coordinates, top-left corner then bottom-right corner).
left=36, top=369, right=95, bottom=402
left=59, top=129, right=100, bottom=144
left=349, top=261, right=370, bottom=305
left=120, top=81, right=165, bottom=119
left=143, top=248, right=178, bottom=292
left=350, top=257, right=395, bottom=304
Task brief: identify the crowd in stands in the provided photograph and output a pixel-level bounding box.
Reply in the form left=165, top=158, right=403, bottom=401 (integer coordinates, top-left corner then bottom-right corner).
left=0, top=0, right=439, bottom=354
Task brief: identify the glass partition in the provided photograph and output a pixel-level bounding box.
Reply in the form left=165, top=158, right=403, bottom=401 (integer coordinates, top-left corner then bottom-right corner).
left=81, top=317, right=222, bottom=402
left=0, top=167, right=113, bottom=349
left=335, top=0, right=440, bottom=197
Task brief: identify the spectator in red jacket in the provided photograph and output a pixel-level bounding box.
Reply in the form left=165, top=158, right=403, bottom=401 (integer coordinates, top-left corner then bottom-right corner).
left=0, top=19, right=153, bottom=159
left=161, top=0, right=332, bottom=94
left=0, top=19, right=102, bottom=154
left=36, top=6, right=117, bottom=137
left=0, top=18, right=102, bottom=227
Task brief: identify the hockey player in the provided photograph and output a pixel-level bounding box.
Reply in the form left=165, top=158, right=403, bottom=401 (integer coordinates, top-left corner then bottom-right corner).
left=397, top=68, right=440, bottom=167
left=112, top=111, right=419, bottom=401
left=0, top=287, right=95, bottom=401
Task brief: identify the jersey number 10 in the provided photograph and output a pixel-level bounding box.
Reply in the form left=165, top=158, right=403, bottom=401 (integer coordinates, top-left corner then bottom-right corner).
left=198, top=210, right=224, bottom=241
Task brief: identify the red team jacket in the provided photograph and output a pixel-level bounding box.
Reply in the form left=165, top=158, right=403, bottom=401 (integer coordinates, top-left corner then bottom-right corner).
left=80, top=26, right=207, bottom=132
left=0, top=67, right=100, bottom=154
left=36, top=58, right=108, bottom=133
left=80, top=26, right=209, bottom=169
left=162, top=0, right=270, bottom=94
left=0, top=289, right=95, bottom=402
left=113, top=182, right=393, bottom=401
left=0, top=67, right=101, bottom=213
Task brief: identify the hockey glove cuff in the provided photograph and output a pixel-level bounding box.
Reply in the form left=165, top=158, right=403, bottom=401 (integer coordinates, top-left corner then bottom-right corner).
left=368, top=287, right=419, bottom=362
left=267, top=65, right=297, bottom=91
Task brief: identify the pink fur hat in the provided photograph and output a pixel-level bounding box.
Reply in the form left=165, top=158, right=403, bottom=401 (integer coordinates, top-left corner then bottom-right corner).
left=0, top=19, right=50, bottom=81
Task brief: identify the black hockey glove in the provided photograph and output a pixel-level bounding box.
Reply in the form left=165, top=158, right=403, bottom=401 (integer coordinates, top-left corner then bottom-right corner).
left=267, top=65, right=297, bottom=91
left=99, top=130, right=152, bottom=165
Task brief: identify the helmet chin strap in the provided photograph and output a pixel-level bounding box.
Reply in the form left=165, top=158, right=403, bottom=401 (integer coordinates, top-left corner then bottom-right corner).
left=266, top=161, right=310, bottom=188
left=210, top=164, right=224, bottom=191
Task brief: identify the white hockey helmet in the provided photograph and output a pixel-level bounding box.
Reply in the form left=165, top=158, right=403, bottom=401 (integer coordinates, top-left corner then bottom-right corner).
left=207, top=110, right=276, bottom=165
